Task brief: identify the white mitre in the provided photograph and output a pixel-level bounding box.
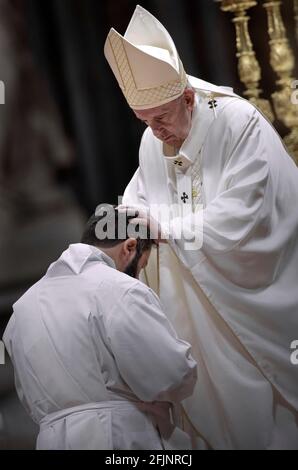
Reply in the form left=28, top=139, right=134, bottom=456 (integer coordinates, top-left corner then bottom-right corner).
left=104, top=5, right=187, bottom=110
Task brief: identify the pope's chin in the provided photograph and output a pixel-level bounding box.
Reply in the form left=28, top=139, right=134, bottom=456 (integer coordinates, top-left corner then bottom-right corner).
left=160, top=135, right=180, bottom=147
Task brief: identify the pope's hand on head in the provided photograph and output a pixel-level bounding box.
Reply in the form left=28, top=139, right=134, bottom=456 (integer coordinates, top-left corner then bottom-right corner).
left=117, top=204, right=147, bottom=219
left=116, top=205, right=167, bottom=244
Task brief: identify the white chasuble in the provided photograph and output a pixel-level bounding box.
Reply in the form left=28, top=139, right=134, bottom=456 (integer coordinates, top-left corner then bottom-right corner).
left=123, top=77, right=298, bottom=449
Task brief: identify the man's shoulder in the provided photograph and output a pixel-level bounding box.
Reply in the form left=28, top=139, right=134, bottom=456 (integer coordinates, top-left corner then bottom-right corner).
left=205, top=96, right=259, bottom=139
left=94, top=267, right=152, bottom=302
left=217, top=96, right=258, bottom=123
left=13, top=278, right=44, bottom=308
left=93, top=270, right=157, bottom=326
left=200, top=92, right=254, bottom=119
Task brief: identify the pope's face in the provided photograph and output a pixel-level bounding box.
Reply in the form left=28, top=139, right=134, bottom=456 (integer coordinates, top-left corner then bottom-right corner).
left=133, top=88, right=195, bottom=149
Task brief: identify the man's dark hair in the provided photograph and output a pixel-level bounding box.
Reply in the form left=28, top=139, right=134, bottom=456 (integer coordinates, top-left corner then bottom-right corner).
left=81, top=204, right=155, bottom=255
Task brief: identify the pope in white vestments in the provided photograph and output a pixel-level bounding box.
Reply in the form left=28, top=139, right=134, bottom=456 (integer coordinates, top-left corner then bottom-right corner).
left=104, top=6, right=298, bottom=449
left=3, top=211, right=197, bottom=450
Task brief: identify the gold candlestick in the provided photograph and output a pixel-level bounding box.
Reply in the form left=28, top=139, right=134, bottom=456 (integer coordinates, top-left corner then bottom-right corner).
left=263, top=1, right=298, bottom=164
left=219, top=0, right=274, bottom=122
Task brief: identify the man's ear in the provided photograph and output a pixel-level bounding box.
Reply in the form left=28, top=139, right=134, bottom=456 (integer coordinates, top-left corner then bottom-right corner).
left=184, top=88, right=195, bottom=111
left=122, top=238, right=137, bottom=257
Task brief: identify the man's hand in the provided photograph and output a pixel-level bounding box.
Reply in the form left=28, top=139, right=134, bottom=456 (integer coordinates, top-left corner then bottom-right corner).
left=117, top=204, right=168, bottom=244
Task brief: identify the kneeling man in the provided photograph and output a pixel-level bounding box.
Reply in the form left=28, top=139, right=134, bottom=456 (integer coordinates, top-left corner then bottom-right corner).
left=3, top=206, right=197, bottom=450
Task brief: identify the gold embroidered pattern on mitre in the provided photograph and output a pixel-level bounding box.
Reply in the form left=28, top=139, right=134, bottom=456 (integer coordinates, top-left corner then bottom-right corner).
left=108, top=29, right=187, bottom=109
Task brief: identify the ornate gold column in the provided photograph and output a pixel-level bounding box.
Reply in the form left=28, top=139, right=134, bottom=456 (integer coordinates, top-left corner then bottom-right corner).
left=263, top=1, right=298, bottom=163
left=219, top=0, right=274, bottom=121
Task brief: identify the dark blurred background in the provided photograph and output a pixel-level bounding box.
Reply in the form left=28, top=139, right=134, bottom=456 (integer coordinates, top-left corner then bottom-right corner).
left=0, top=0, right=297, bottom=449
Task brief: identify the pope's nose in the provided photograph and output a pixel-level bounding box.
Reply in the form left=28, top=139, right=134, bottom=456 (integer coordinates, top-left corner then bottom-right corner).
left=150, top=124, right=166, bottom=138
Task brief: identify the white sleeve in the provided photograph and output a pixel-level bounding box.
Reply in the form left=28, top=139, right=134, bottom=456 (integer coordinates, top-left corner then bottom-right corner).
left=108, top=284, right=197, bottom=403
left=123, top=131, right=149, bottom=209
left=2, top=315, right=16, bottom=357
left=122, top=167, right=147, bottom=208
left=3, top=316, right=33, bottom=419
